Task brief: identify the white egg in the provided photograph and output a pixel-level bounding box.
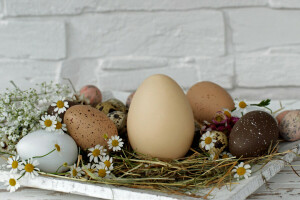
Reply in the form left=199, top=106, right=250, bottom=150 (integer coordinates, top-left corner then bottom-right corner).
left=16, top=130, right=78, bottom=173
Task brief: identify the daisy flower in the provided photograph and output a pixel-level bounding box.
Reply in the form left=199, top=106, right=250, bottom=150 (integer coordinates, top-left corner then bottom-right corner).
left=200, top=131, right=217, bottom=151
left=40, top=115, right=57, bottom=131
left=7, top=155, right=22, bottom=174
left=55, top=116, right=67, bottom=133
left=69, top=164, right=84, bottom=178
left=232, top=162, right=252, bottom=180
left=95, top=163, right=110, bottom=178
left=20, top=158, right=40, bottom=178
left=51, top=97, right=69, bottom=114
left=101, top=155, right=114, bottom=171
left=220, top=151, right=233, bottom=159
left=88, top=144, right=107, bottom=163
left=234, top=99, right=248, bottom=115
left=84, top=163, right=97, bottom=177
left=5, top=175, right=20, bottom=192
left=223, top=108, right=232, bottom=118
left=107, top=135, right=124, bottom=152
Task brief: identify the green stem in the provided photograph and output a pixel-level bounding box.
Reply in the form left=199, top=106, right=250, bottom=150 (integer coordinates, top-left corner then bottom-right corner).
left=33, top=149, right=55, bottom=159
left=17, top=173, right=25, bottom=180
left=9, top=80, right=21, bottom=91
left=55, top=164, right=64, bottom=173
left=0, top=151, right=15, bottom=156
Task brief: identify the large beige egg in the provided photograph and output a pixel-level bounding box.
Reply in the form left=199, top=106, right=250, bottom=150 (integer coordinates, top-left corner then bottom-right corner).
left=127, top=74, right=195, bottom=159
left=187, top=81, right=234, bottom=123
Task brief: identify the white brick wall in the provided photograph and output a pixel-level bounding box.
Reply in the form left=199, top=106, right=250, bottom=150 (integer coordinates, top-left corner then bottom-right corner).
left=1, top=0, right=300, bottom=100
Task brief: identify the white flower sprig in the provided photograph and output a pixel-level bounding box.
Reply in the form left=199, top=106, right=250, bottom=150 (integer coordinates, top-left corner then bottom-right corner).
left=0, top=81, right=71, bottom=153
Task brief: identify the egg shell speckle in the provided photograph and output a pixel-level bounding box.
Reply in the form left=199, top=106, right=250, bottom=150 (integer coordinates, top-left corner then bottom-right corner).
left=64, top=105, right=118, bottom=149
left=187, top=81, right=234, bottom=123
left=229, top=111, right=279, bottom=158
left=200, top=131, right=228, bottom=156
left=279, top=110, right=300, bottom=141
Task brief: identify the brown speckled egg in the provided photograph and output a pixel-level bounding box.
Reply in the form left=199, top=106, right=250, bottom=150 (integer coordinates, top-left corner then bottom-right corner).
left=276, top=110, right=291, bottom=125
left=96, top=101, right=118, bottom=115
left=229, top=111, right=279, bottom=158
left=107, top=111, right=127, bottom=133
left=96, top=99, right=127, bottom=114
left=200, top=131, right=228, bottom=156
left=107, top=99, right=127, bottom=113
left=79, top=85, right=102, bottom=106
left=126, top=92, right=135, bottom=108
left=187, top=81, right=234, bottom=123
left=47, top=100, right=78, bottom=122
left=279, top=110, right=300, bottom=141
left=64, top=105, right=118, bottom=149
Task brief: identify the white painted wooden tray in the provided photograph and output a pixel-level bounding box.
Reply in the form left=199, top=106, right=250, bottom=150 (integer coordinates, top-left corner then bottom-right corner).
left=0, top=92, right=300, bottom=200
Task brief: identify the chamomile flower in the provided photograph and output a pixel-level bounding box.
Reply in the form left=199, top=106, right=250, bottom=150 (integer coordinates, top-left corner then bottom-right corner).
left=7, top=155, right=22, bottom=174
left=101, top=155, right=114, bottom=171
left=95, top=163, right=110, bottom=178
left=51, top=97, right=69, bottom=114
left=55, top=116, right=67, bottom=133
left=69, top=164, right=84, bottom=178
left=232, top=162, right=252, bottom=180
left=223, top=108, right=232, bottom=118
left=234, top=99, right=248, bottom=115
left=88, top=145, right=107, bottom=163
left=20, top=158, right=40, bottom=178
left=220, top=151, right=233, bottom=159
left=107, top=135, right=124, bottom=152
left=84, top=163, right=97, bottom=177
left=5, top=175, right=20, bottom=192
left=200, top=131, right=217, bottom=151
left=40, top=115, right=57, bottom=131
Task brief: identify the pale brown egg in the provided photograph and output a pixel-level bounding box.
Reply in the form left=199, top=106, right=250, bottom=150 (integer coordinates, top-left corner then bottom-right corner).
left=64, top=105, right=118, bottom=149
left=186, top=81, right=234, bottom=123
left=127, top=74, right=195, bottom=159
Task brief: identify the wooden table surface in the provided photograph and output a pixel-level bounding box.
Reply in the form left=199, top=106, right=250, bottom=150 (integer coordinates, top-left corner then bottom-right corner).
left=1, top=157, right=300, bottom=200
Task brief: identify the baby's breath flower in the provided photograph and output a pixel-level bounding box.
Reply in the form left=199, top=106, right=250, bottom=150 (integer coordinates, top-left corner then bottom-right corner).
left=107, top=136, right=124, bottom=152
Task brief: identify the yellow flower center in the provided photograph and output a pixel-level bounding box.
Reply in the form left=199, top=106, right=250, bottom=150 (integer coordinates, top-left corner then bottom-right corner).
left=24, top=163, right=34, bottom=173
left=222, top=154, right=229, bottom=159
left=9, top=178, right=16, bottom=186
left=56, top=121, right=62, bottom=129
left=72, top=169, right=78, bottom=177
left=239, top=101, right=247, bottom=109
left=44, top=119, right=52, bottom=127
left=112, top=140, right=119, bottom=147
left=55, top=144, right=61, bottom=152
left=11, top=161, right=18, bottom=169
left=236, top=167, right=246, bottom=176
left=215, top=116, right=223, bottom=122
left=104, top=160, right=111, bottom=168
left=205, top=137, right=212, bottom=144
left=98, top=169, right=106, bottom=178
left=57, top=101, right=64, bottom=108
left=224, top=111, right=231, bottom=118
left=92, top=149, right=100, bottom=157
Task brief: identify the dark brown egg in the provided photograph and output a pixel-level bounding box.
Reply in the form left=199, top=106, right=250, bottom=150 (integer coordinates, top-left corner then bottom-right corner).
left=229, top=111, right=279, bottom=158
